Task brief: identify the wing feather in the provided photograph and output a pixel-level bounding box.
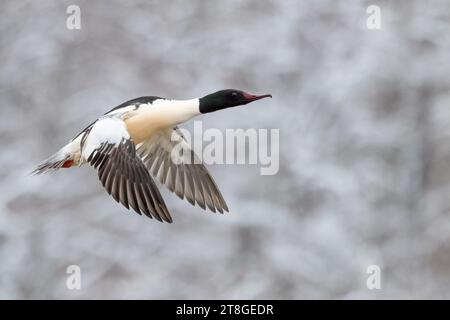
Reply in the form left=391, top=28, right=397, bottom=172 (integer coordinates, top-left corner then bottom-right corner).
left=137, top=128, right=228, bottom=214
left=83, top=118, right=172, bottom=223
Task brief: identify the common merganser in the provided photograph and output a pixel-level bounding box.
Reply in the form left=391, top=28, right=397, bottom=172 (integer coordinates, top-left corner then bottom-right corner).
left=32, top=89, right=272, bottom=223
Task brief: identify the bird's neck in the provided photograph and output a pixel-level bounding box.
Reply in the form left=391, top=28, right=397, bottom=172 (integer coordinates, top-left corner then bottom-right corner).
left=158, top=98, right=201, bottom=125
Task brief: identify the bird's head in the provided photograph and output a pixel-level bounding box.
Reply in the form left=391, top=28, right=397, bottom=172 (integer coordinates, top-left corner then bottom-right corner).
left=199, top=89, right=272, bottom=114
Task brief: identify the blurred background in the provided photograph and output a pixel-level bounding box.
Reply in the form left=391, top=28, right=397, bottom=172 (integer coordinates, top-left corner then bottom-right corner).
left=1, top=0, right=450, bottom=299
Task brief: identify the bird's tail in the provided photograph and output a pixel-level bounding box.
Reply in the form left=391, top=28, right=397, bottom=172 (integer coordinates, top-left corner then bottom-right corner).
left=31, top=140, right=79, bottom=175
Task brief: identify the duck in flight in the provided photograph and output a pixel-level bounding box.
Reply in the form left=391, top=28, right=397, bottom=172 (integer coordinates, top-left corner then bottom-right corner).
left=33, top=89, right=272, bottom=223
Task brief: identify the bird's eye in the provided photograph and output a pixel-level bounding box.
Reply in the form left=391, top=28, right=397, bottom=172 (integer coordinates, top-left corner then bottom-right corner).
left=231, top=92, right=238, bottom=97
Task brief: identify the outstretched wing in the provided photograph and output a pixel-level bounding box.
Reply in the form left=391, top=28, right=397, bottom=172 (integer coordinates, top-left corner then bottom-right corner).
left=136, top=128, right=229, bottom=213
left=82, top=117, right=172, bottom=223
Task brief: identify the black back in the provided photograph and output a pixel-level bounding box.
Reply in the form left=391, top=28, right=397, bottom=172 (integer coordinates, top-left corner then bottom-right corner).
left=104, top=96, right=164, bottom=115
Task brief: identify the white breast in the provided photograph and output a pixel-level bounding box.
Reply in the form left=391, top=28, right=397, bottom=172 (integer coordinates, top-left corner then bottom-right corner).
left=124, top=98, right=200, bottom=144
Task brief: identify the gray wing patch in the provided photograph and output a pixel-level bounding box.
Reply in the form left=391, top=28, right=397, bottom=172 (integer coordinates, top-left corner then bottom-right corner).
left=137, top=128, right=229, bottom=214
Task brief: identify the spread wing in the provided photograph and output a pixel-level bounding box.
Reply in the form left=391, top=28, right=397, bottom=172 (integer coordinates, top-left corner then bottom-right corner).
left=136, top=128, right=229, bottom=213
left=82, top=117, right=172, bottom=223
